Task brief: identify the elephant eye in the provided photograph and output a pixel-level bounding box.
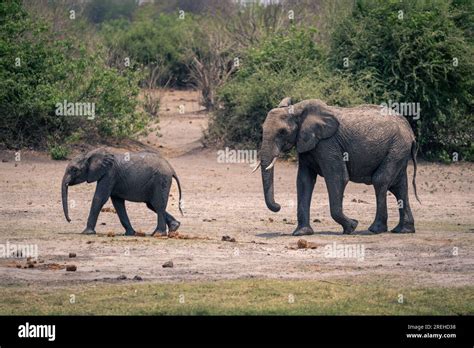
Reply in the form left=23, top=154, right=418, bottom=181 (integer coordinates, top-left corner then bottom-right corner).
left=278, top=129, right=288, bottom=136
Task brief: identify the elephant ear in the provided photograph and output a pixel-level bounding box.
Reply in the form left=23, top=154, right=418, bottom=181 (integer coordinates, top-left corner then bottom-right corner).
left=86, top=150, right=115, bottom=183
left=277, top=97, right=292, bottom=108
left=296, top=102, right=339, bottom=153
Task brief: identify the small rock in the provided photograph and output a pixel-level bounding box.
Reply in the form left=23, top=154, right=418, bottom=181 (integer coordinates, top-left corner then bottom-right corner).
left=66, top=265, right=77, bottom=272
left=313, top=219, right=322, bottom=223
left=222, top=235, right=236, bottom=242
left=69, top=253, right=76, bottom=258
left=106, top=232, right=115, bottom=237
left=268, top=218, right=274, bottom=222
left=117, top=275, right=127, bottom=280
left=162, top=261, right=174, bottom=268
left=133, top=275, right=143, bottom=281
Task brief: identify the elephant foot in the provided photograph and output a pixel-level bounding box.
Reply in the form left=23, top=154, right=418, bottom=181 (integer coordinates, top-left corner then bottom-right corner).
left=81, top=228, right=96, bottom=235
left=124, top=229, right=136, bottom=236
left=391, top=223, right=415, bottom=234
left=168, top=220, right=181, bottom=233
left=368, top=220, right=387, bottom=234
left=292, top=226, right=314, bottom=236
left=343, top=219, right=358, bottom=235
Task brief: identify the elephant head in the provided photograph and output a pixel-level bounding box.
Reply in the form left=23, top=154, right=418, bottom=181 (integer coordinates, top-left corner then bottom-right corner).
left=258, top=98, right=339, bottom=212
left=61, top=148, right=115, bottom=222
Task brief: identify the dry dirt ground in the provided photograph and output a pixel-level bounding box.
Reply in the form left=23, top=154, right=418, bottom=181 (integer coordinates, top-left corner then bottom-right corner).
left=0, top=90, right=473, bottom=290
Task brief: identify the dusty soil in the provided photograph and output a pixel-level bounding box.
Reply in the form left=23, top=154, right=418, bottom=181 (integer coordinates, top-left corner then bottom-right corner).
left=0, top=90, right=473, bottom=288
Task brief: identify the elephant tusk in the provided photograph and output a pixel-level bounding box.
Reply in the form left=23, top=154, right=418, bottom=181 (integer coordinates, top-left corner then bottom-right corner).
left=251, top=161, right=261, bottom=173
left=265, top=157, right=277, bottom=171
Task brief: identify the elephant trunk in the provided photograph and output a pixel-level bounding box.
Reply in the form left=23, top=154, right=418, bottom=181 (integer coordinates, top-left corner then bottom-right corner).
left=61, top=173, right=71, bottom=222
left=260, top=142, right=281, bottom=212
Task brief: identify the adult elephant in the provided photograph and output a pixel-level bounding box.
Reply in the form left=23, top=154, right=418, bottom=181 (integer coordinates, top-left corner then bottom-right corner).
left=255, top=97, right=420, bottom=235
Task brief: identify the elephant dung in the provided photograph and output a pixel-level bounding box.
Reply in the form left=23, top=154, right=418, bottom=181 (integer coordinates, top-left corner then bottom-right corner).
left=100, top=207, right=117, bottom=214
left=66, top=265, right=77, bottom=272
left=295, top=239, right=319, bottom=250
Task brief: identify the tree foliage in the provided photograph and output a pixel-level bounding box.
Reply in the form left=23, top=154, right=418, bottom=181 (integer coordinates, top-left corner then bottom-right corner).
left=0, top=0, right=147, bottom=149
left=329, top=0, right=474, bottom=161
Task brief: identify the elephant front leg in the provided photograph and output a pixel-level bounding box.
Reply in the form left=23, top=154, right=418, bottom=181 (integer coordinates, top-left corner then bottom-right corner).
left=83, top=180, right=111, bottom=235
left=111, top=196, right=136, bottom=236
left=293, top=164, right=316, bottom=236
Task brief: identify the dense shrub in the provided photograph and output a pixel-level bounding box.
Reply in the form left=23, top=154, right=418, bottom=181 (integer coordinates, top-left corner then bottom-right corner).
left=329, top=0, right=474, bottom=161
left=85, top=0, right=138, bottom=24
left=100, top=11, right=194, bottom=87
left=207, top=27, right=366, bottom=147
left=0, top=1, right=147, bottom=149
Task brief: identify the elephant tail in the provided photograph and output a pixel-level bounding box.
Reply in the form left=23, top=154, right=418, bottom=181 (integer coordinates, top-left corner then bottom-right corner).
left=173, top=173, right=184, bottom=216
left=411, top=141, right=421, bottom=204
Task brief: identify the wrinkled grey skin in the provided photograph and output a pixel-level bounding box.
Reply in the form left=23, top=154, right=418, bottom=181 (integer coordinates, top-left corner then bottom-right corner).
left=259, top=97, right=420, bottom=235
left=62, top=148, right=183, bottom=236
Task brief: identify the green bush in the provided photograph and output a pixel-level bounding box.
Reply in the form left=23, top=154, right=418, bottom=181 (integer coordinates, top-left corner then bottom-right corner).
left=207, top=27, right=366, bottom=147
left=329, top=0, right=474, bottom=161
left=85, top=0, right=138, bottom=24
left=49, top=145, right=70, bottom=161
left=100, top=11, right=194, bottom=87
left=0, top=0, right=147, bottom=149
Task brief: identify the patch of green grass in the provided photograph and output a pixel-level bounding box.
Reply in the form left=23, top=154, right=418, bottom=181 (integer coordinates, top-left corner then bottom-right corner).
left=0, top=279, right=472, bottom=315
left=49, top=145, right=70, bottom=160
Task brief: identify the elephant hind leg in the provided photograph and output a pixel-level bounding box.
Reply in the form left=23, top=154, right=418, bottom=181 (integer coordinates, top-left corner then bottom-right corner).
left=150, top=177, right=171, bottom=236
left=368, top=159, right=405, bottom=233
left=324, top=175, right=358, bottom=235
left=146, top=203, right=180, bottom=232
left=165, top=212, right=180, bottom=232
left=368, top=182, right=389, bottom=233
left=389, top=170, right=415, bottom=233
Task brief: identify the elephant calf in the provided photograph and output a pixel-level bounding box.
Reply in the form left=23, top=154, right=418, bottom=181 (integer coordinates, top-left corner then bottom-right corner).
left=256, top=97, right=420, bottom=235
left=61, top=148, right=183, bottom=236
